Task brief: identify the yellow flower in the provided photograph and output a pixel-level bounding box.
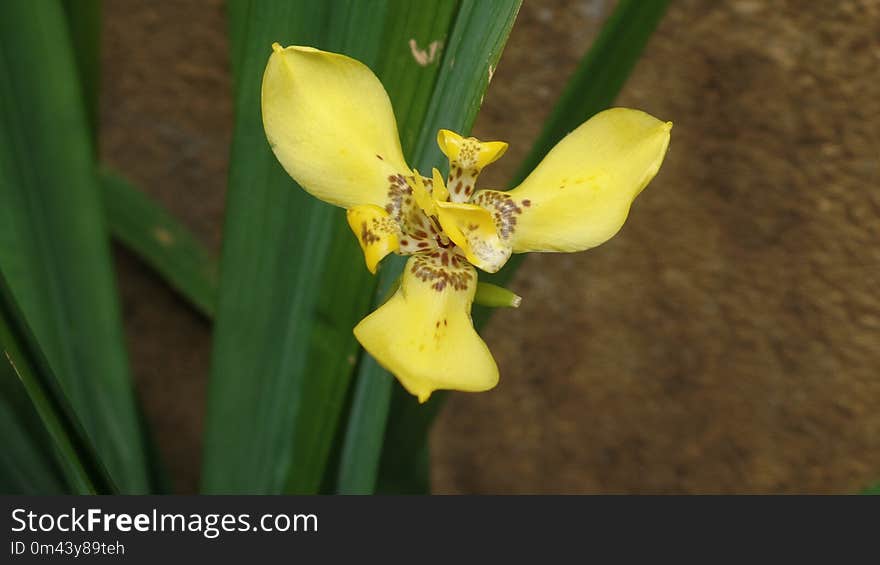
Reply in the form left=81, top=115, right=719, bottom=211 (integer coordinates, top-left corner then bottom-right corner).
left=262, top=43, right=672, bottom=403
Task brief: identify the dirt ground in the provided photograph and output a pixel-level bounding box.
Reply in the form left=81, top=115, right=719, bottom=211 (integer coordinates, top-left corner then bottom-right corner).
left=101, top=0, right=880, bottom=493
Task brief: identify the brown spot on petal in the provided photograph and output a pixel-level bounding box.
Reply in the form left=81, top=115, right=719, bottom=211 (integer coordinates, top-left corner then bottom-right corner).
left=472, top=190, right=526, bottom=240
left=360, top=221, right=380, bottom=245
left=409, top=252, right=473, bottom=292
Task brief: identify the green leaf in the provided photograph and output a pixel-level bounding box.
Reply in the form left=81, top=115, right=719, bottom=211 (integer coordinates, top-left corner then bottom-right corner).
left=336, top=0, right=522, bottom=494
left=61, top=0, right=102, bottom=142
left=0, top=1, right=149, bottom=492
left=335, top=356, right=395, bottom=494
left=203, top=0, right=333, bottom=493
left=203, top=0, right=385, bottom=494
left=0, top=268, right=116, bottom=494
left=376, top=386, right=445, bottom=493
left=0, top=359, right=66, bottom=494
left=376, top=0, right=670, bottom=493
left=101, top=171, right=219, bottom=318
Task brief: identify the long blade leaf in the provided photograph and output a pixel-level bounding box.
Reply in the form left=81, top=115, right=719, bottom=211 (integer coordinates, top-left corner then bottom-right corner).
left=0, top=358, right=67, bottom=494
left=0, top=269, right=116, bottom=494
left=204, top=0, right=381, bottom=493
left=0, top=0, right=149, bottom=492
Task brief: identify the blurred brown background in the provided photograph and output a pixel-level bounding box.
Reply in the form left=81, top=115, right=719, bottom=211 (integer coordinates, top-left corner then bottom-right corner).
left=101, top=0, right=880, bottom=493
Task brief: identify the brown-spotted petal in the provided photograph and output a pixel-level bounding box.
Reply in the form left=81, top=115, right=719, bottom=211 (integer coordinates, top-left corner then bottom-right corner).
left=353, top=252, right=498, bottom=403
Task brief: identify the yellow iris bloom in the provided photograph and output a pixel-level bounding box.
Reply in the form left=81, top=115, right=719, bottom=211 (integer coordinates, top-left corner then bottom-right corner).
left=262, top=43, right=672, bottom=403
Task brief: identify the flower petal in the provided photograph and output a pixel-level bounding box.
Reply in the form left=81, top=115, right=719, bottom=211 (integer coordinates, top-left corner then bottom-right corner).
left=437, top=129, right=508, bottom=203
left=430, top=168, right=450, bottom=203
left=262, top=44, right=410, bottom=209
left=353, top=253, right=499, bottom=403
left=504, top=108, right=671, bottom=253
left=434, top=201, right=511, bottom=273
left=346, top=205, right=400, bottom=274
left=408, top=170, right=436, bottom=216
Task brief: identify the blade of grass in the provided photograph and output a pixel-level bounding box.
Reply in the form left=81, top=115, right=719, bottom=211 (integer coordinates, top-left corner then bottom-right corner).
left=0, top=268, right=116, bottom=494
left=101, top=171, right=219, bottom=318
left=0, top=1, right=149, bottom=492
left=376, top=0, right=671, bottom=493
left=336, top=0, right=522, bottom=494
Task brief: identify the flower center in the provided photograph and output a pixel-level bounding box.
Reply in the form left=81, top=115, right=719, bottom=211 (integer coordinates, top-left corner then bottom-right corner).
left=360, top=131, right=519, bottom=276
left=383, top=169, right=457, bottom=254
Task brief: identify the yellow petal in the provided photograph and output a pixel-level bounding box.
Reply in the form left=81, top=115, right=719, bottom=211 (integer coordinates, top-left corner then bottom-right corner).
left=506, top=107, right=671, bottom=253
left=408, top=169, right=436, bottom=217
left=346, top=205, right=400, bottom=274
left=262, top=44, right=411, bottom=209
left=354, top=253, right=499, bottom=403
left=431, top=168, right=450, bottom=202
left=434, top=201, right=511, bottom=273
left=437, top=129, right=508, bottom=203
